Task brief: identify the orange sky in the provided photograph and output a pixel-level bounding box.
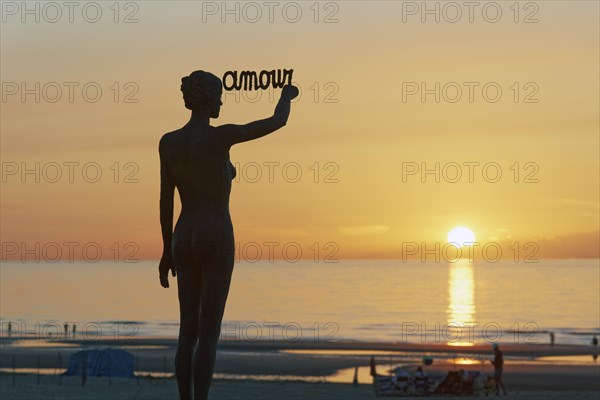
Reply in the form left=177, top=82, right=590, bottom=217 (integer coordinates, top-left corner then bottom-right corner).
left=1, top=2, right=598, bottom=260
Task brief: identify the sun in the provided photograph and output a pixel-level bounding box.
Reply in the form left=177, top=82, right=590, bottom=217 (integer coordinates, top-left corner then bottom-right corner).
left=447, top=227, right=476, bottom=248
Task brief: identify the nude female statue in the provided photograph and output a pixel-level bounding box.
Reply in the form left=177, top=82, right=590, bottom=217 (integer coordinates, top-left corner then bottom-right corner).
left=158, top=70, right=298, bottom=400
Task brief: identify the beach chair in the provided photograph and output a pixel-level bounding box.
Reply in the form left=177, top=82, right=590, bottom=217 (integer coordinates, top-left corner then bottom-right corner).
left=483, top=375, right=495, bottom=397
left=433, top=370, right=463, bottom=395
left=461, top=370, right=480, bottom=395
left=433, top=370, right=480, bottom=396
left=373, top=373, right=412, bottom=396
left=374, top=374, right=398, bottom=396
left=414, top=375, right=428, bottom=394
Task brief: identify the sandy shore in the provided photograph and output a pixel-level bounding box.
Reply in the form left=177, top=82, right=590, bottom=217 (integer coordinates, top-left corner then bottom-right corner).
left=1, top=376, right=600, bottom=400
left=0, top=337, right=598, bottom=399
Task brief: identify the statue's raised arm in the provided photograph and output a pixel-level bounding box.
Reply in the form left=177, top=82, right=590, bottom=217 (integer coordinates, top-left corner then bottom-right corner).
left=217, top=84, right=298, bottom=146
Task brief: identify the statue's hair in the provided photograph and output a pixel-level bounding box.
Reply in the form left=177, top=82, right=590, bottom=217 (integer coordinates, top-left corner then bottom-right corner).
left=180, top=70, right=222, bottom=110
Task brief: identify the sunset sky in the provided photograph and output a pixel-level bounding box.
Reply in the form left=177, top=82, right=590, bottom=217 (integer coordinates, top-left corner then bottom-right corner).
left=1, top=1, right=598, bottom=260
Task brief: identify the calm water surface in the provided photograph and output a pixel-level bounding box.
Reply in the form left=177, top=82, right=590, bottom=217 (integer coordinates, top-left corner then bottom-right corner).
left=1, top=259, right=598, bottom=345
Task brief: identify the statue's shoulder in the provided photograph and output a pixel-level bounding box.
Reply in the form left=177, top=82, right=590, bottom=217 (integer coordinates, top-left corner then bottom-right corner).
left=160, top=130, right=176, bottom=146
left=159, top=129, right=186, bottom=151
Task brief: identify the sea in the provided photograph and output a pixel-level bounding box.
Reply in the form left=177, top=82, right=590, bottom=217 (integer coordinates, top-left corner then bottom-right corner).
left=1, top=259, right=598, bottom=346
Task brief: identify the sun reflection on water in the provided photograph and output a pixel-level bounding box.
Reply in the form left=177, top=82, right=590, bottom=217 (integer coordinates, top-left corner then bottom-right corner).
left=447, top=259, right=476, bottom=346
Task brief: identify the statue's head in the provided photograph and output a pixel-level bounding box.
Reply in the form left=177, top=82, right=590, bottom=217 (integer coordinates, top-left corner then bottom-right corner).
left=181, top=70, right=223, bottom=118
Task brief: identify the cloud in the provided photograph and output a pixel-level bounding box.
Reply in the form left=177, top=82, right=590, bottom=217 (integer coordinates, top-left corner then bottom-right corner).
left=548, top=198, right=600, bottom=208
left=491, top=231, right=600, bottom=259
left=337, top=225, right=391, bottom=235
left=248, top=227, right=311, bottom=237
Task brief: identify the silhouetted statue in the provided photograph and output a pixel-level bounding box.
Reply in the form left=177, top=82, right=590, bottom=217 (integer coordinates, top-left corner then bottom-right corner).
left=158, top=70, right=298, bottom=400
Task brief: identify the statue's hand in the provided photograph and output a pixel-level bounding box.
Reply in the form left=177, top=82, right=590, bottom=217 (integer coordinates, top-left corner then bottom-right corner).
left=159, top=254, right=176, bottom=288
left=282, top=84, right=299, bottom=100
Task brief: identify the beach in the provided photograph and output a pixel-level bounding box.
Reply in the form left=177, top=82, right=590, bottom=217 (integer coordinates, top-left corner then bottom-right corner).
left=1, top=337, right=598, bottom=399
left=1, top=377, right=599, bottom=400
left=2, top=260, right=599, bottom=398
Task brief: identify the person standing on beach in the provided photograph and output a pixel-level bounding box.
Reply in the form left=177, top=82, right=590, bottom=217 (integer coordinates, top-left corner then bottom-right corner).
left=490, top=343, right=507, bottom=396
left=158, top=70, right=298, bottom=400
left=549, top=331, right=555, bottom=347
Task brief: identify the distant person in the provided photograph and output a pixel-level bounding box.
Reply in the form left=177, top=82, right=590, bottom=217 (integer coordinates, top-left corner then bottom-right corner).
left=414, top=366, right=426, bottom=378
left=592, top=335, right=598, bottom=346
left=72, top=324, right=76, bottom=340
left=64, top=323, right=69, bottom=338
left=549, top=331, right=555, bottom=347
left=159, top=70, right=298, bottom=400
left=7, top=322, right=12, bottom=336
left=490, top=343, right=507, bottom=396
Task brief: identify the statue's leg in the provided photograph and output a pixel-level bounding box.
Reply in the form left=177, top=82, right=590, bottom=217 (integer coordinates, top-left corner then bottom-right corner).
left=192, top=238, right=235, bottom=400
left=175, top=257, right=202, bottom=400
